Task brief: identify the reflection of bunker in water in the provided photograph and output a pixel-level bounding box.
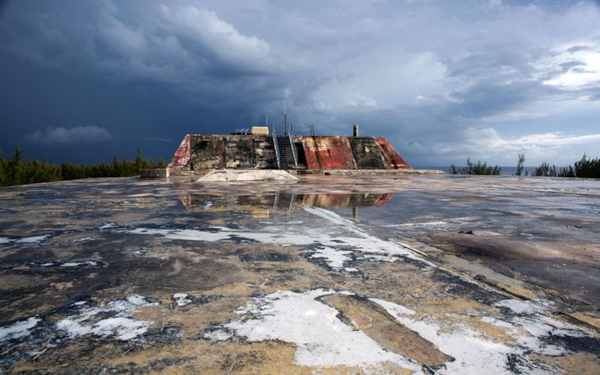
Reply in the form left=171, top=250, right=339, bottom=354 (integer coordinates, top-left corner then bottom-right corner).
left=177, top=192, right=393, bottom=219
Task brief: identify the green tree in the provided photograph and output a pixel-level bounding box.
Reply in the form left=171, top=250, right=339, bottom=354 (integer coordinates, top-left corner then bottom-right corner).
left=135, top=147, right=144, bottom=172
left=557, top=166, right=575, bottom=178
left=515, top=153, right=525, bottom=176
left=574, top=154, right=600, bottom=178
left=7, top=145, right=23, bottom=186
left=0, top=146, right=168, bottom=187
left=0, top=151, right=6, bottom=187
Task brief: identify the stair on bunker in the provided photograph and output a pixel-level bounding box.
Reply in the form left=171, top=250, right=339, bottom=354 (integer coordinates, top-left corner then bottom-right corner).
left=277, top=136, right=297, bottom=169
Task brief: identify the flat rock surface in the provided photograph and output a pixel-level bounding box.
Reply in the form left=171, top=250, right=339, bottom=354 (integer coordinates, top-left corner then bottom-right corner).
left=0, top=175, right=599, bottom=374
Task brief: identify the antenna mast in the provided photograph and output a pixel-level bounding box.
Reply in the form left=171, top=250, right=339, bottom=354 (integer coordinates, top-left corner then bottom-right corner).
left=283, top=100, right=287, bottom=136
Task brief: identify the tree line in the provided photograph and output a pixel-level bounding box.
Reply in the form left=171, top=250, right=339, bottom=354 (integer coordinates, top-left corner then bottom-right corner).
left=0, top=146, right=167, bottom=187
left=450, top=153, right=600, bottom=178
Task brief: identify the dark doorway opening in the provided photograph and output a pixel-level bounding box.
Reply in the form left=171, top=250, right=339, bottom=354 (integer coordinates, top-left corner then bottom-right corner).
left=295, top=143, right=307, bottom=169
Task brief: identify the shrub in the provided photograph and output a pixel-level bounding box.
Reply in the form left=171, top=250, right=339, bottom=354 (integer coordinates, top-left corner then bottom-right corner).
left=533, top=162, right=557, bottom=177
left=533, top=154, right=599, bottom=178
left=515, top=153, right=525, bottom=176
left=450, top=158, right=501, bottom=175
left=574, top=154, right=600, bottom=178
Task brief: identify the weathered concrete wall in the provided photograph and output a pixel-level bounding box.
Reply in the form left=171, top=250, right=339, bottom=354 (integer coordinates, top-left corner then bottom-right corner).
left=225, top=136, right=254, bottom=169
left=169, top=134, right=412, bottom=173
left=350, top=138, right=387, bottom=169
left=253, top=137, right=277, bottom=169
left=189, top=136, right=226, bottom=170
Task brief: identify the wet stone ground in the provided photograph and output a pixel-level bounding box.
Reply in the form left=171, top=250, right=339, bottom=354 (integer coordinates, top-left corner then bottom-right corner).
left=0, top=175, right=599, bottom=374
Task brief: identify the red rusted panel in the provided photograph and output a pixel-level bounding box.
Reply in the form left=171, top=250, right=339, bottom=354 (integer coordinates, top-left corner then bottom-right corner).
left=373, top=193, right=394, bottom=207
left=300, top=137, right=321, bottom=170
left=169, top=134, right=192, bottom=168
left=375, top=137, right=412, bottom=169
left=314, top=137, right=357, bottom=170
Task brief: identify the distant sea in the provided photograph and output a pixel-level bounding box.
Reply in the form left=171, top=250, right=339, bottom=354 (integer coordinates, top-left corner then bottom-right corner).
left=419, top=166, right=539, bottom=176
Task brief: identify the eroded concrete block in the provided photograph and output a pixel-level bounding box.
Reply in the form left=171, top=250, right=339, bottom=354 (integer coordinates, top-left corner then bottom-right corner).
left=189, top=136, right=226, bottom=170
left=139, top=169, right=169, bottom=179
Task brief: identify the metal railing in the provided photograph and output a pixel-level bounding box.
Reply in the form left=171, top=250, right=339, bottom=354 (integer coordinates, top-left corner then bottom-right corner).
left=271, top=125, right=281, bottom=169
left=288, top=128, right=298, bottom=169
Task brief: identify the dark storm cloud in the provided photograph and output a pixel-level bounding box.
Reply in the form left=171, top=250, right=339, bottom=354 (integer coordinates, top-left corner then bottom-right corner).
left=1, top=0, right=599, bottom=165
left=25, top=126, right=112, bottom=145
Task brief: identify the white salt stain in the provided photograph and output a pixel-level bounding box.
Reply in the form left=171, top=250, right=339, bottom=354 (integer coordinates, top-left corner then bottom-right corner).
left=0, top=235, right=50, bottom=245
left=0, top=317, right=41, bottom=343
left=207, top=289, right=420, bottom=371
left=173, top=293, right=192, bottom=307
left=206, top=290, right=592, bottom=373
left=70, top=236, right=98, bottom=243
left=374, top=298, right=590, bottom=374
left=494, top=299, right=550, bottom=315
left=373, top=299, right=520, bottom=374
left=396, top=221, right=449, bottom=227
left=127, top=227, right=230, bottom=242
left=56, top=295, right=156, bottom=341
left=122, top=207, right=429, bottom=272
left=204, top=329, right=232, bottom=342
left=303, top=207, right=428, bottom=263
left=32, top=260, right=101, bottom=268
left=98, top=222, right=118, bottom=230
left=60, top=260, right=99, bottom=267
left=16, top=235, right=50, bottom=244
left=489, top=300, right=585, bottom=357
left=308, top=246, right=356, bottom=271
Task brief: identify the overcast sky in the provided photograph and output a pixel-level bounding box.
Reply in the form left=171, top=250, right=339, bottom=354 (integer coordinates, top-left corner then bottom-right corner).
left=1, top=0, right=599, bottom=166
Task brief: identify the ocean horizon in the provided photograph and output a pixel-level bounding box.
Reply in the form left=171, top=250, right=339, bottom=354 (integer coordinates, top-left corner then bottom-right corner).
left=417, top=166, right=550, bottom=175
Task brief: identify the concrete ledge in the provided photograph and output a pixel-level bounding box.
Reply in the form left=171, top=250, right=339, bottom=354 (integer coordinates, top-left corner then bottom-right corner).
left=139, top=168, right=169, bottom=179
left=196, top=169, right=299, bottom=182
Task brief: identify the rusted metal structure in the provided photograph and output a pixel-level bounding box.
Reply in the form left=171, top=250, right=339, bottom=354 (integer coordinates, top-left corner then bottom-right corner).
left=168, top=134, right=411, bottom=175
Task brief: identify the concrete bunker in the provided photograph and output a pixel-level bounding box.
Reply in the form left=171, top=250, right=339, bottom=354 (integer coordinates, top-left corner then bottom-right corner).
left=168, top=132, right=411, bottom=175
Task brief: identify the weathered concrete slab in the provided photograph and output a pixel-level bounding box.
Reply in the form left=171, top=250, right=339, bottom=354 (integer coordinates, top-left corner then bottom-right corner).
left=1, top=175, right=599, bottom=374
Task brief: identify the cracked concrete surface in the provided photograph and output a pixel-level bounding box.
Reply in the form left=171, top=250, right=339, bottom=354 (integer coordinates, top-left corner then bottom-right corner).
left=0, top=174, right=599, bottom=374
